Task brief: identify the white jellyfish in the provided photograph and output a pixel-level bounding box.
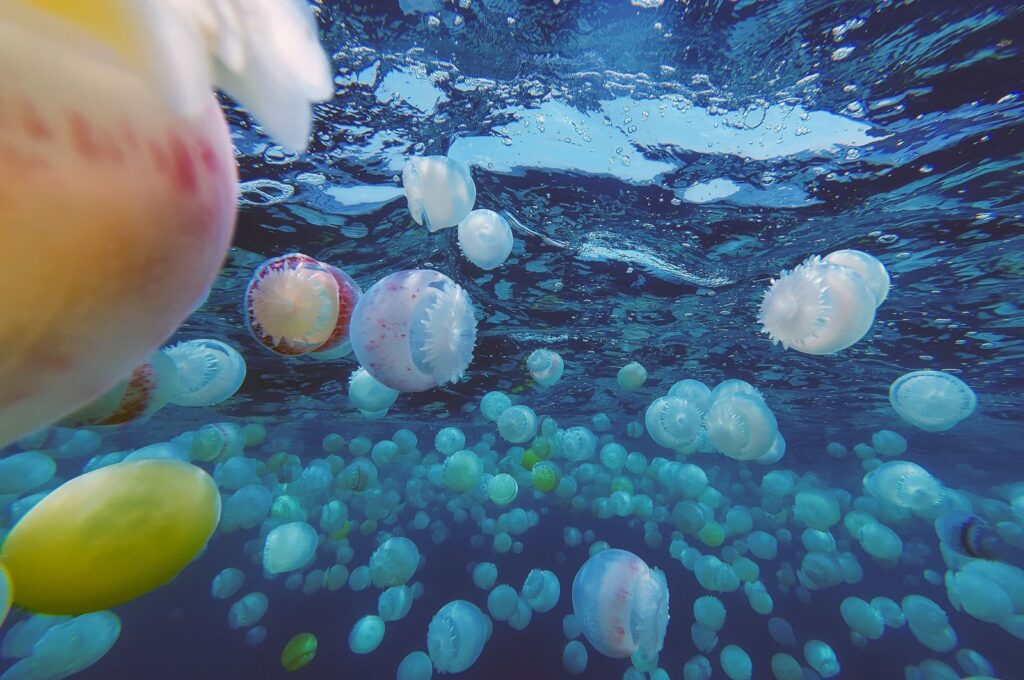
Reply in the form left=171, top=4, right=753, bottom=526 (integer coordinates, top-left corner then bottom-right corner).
left=458, top=209, right=514, bottom=269
left=349, top=615, right=386, bottom=654
left=705, top=394, right=778, bottom=461
left=349, top=367, right=400, bottom=412
left=369, top=537, right=420, bottom=588
left=403, top=156, right=476, bottom=231
left=889, top=370, right=977, bottom=432
left=263, top=522, right=318, bottom=574
left=527, top=349, right=565, bottom=387
left=521, top=569, right=560, bottom=613
left=720, top=644, right=752, bottom=680
left=758, top=252, right=884, bottom=355
left=497, top=405, right=537, bottom=444
left=427, top=600, right=490, bottom=673
left=480, top=391, right=512, bottom=422
left=162, top=338, right=246, bottom=407
left=645, top=396, right=702, bottom=451
left=863, top=460, right=942, bottom=512
left=803, top=640, right=840, bottom=678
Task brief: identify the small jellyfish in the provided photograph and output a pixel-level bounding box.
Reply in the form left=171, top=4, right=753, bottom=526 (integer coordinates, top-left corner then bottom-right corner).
left=488, top=474, right=519, bottom=505
left=645, top=396, right=702, bottom=451
left=244, top=253, right=361, bottom=356
left=571, top=548, right=669, bottom=662
left=403, top=156, right=477, bottom=231
left=162, top=338, right=246, bottom=407
left=705, top=394, right=778, bottom=461
left=840, top=597, right=884, bottom=640
left=531, top=461, right=560, bottom=492
left=378, top=585, right=414, bottom=622
left=211, top=568, right=245, bottom=601
left=443, top=450, right=484, bottom=492
left=458, top=209, right=514, bottom=269
left=889, top=370, right=977, bottom=432
left=263, top=522, right=318, bottom=574
left=350, top=270, right=477, bottom=392
left=498, top=405, right=538, bottom=443
left=870, top=429, right=907, bottom=457
left=803, top=640, right=840, bottom=678
left=480, top=391, right=512, bottom=422
left=758, top=254, right=881, bottom=355
left=863, top=460, right=942, bottom=512
left=369, top=537, right=420, bottom=588
left=617, top=362, right=648, bottom=391
left=560, top=426, right=597, bottom=462
left=348, top=367, right=399, bottom=412
left=902, top=595, right=957, bottom=652
left=28, top=610, right=122, bottom=678
left=822, top=249, right=890, bottom=305
left=0, top=452, right=56, bottom=496
left=280, top=632, right=317, bottom=671
left=397, top=651, right=434, bottom=680
left=720, top=644, right=753, bottom=680
left=521, top=569, right=560, bottom=612
left=427, top=600, right=490, bottom=673
left=473, top=562, right=498, bottom=590
left=341, top=458, right=378, bottom=492
left=935, top=512, right=1003, bottom=560
left=435, top=426, right=467, bottom=455
left=349, top=615, right=386, bottom=654
left=527, top=349, right=565, bottom=387
left=487, top=584, right=520, bottom=621
left=563, top=640, right=588, bottom=675
left=228, top=592, right=268, bottom=629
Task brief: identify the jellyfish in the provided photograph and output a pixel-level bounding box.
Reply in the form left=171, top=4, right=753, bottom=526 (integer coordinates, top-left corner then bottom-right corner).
left=487, top=584, right=520, bottom=621
left=59, top=350, right=176, bottom=428
left=349, top=270, right=477, bottom=392
left=280, top=633, right=317, bottom=672
left=473, top=563, right=499, bottom=590
left=403, top=156, right=477, bottom=231
left=23, top=610, right=122, bottom=678
left=228, top=592, right=268, bottom=629
left=488, top=474, right=519, bottom=505
left=863, top=460, right=943, bottom=512
left=902, top=595, right=957, bottom=652
left=480, top=391, right=513, bottom=422
left=531, top=461, right=560, bottom=493
left=443, top=450, right=484, bottom=492
left=427, top=600, right=490, bottom=673
left=758, top=254, right=881, bottom=354
left=720, top=644, right=753, bottom=680
left=0, top=0, right=330, bottom=447
left=935, top=512, right=1003, bottom=560
left=349, top=615, right=386, bottom=654
left=0, top=459, right=220, bottom=614
left=803, top=640, right=840, bottom=678
left=458, top=209, right=514, bottom=270
left=263, top=522, right=318, bottom=574
left=341, top=458, right=379, bottom=492
left=694, top=596, right=727, bottom=632
left=645, top=396, right=703, bottom=451
left=498, top=405, right=538, bottom=443
left=705, top=394, right=778, bottom=461
left=822, top=249, right=890, bottom=305
left=397, top=651, right=434, bottom=680
left=521, top=569, right=560, bottom=613
left=889, top=370, right=977, bottom=432
left=162, top=338, right=246, bottom=407
left=211, top=568, right=245, bottom=601
left=244, top=253, right=361, bottom=357
left=870, top=429, right=908, bottom=457
left=571, top=549, right=669, bottom=662
left=617, top=362, right=648, bottom=391
left=754, top=432, right=786, bottom=465
left=378, top=585, right=414, bottom=622
left=526, top=349, right=565, bottom=387
left=563, top=640, right=588, bottom=675
left=840, top=597, right=884, bottom=640
left=369, top=537, right=420, bottom=588
left=222, top=484, right=273, bottom=531
left=349, top=367, right=400, bottom=413
left=0, top=452, right=56, bottom=497
left=560, top=426, right=597, bottom=462
left=668, top=379, right=712, bottom=413
left=435, top=427, right=467, bottom=455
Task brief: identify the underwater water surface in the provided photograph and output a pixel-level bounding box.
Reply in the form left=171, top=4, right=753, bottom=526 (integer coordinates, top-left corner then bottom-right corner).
left=2, top=0, right=1024, bottom=679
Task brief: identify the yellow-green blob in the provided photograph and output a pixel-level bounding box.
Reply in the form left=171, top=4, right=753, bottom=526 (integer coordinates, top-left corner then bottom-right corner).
left=281, top=632, right=317, bottom=671
left=0, top=561, right=11, bottom=627
left=329, top=520, right=351, bottom=541
left=531, top=461, right=560, bottom=493
left=0, top=459, right=220, bottom=614
left=520, top=448, right=540, bottom=471
left=611, top=476, right=634, bottom=494
left=699, top=521, right=725, bottom=548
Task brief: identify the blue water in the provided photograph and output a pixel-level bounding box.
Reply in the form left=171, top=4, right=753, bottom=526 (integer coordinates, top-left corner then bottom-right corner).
left=4, top=0, right=1024, bottom=678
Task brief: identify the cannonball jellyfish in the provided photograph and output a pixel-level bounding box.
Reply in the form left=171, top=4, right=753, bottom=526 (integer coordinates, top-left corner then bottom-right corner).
left=527, top=349, right=565, bottom=387
left=349, top=367, right=400, bottom=412
left=403, top=156, right=476, bottom=231
left=498, top=405, right=538, bottom=443
left=705, top=394, right=778, bottom=461
left=0, top=459, right=220, bottom=614
left=349, top=615, right=386, bottom=654
left=571, top=548, right=669, bottom=662
left=263, top=522, right=318, bottom=574
left=427, top=599, right=490, bottom=673
left=369, top=537, right=420, bottom=587
left=889, top=370, right=977, bottom=432
left=162, top=338, right=246, bottom=407
left=822, top=249, right=890, bottom=305
left=617, top=362, right=648, bottom=391
left=758, top=257, right=878, bottom=355
left=280, top=632, right=317, bottom=671
left=645, top=396, right=702, bottom=450
left=350, top=270, right=477, bottom=392
left=458, top=209, right=514, bottom=270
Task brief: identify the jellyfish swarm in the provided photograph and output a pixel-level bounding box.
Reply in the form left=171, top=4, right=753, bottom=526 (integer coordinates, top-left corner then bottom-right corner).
left=350, top=270, right=478, bottom=392
left=427, top=599, right=491, bottom=673
left=889, top=370, right=977, bottom=432
left=245, top=253, right=361, bottom=358
left=162, top=338, right=246, bottom=407
left=403, top=156, right=477, bottom=231
left=0, top=1, right=330, bottom=447
left=758, top=249, right=888, bottom=355
left=571, top=548, right=669, bottom=663
left=458, top=209, right=514, bottom=270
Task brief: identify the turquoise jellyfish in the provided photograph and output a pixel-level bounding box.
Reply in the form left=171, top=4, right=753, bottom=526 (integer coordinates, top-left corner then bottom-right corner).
left=571, top=548, right=669, bottom=662
left=162, top=338, right=246, bottom=407
left=349, top=270, right=477, bottom=392
left=458, top=209, right=514, bottom=270
left=758, top=250, right=886, bottom=354
left=889, top=370, right=976, bottom=431
left=705, top=394, right=778, bottom=461
left=369, top=537, right=420, bottom=587
left=498, top=405, right=538, bottom=444
left=668, top=379, right=712, bottom=413
left=427, top=599, right=491, bottom=673
left=244, top=253, right=360, bottom=357
left=527, top=349, right=565, bottom=387
left=862, top=460, right=943, bottom=512
left=645, top=396, right=703, bottom=451
left=403, top=156, right=476, bottom=232
left=348, top=367, right=399, bottom=413
left=617, top=362, right=648, bottom=391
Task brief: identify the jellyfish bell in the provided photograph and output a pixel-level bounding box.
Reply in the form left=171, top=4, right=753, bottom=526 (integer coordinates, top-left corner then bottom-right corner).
left=758, top=258, right=877, bottom=355
left=527, top=349, right=565, bottom=387
left=427, top=599, right=490, bottom=673
left=863, top=460, right=942, bottom=513
left=58, top=350, right=176, bottom=428
left=645, top=396, right=702, bottom=451
left=349, top=270, right=478, bottom=392
left=0, top=1, right=330, bottom=447
left=403, top=156, right=477, bottom=232
left=822, top=249, right=890, bottom=306
left=668, top=380, right=712, bottom=413
left=889, top=370, right=977, bottom=432
left=458, top=209, right=514, bottom=270
left=162, top=338, right=246, bottom=407
left=705, top=394, right=778, bottom=461
left=935, top=512, right=1003, bottom=561
left=348, top=367, right=399, bottom=412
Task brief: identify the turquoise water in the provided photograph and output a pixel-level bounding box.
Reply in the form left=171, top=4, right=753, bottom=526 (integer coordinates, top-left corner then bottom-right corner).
left=2, top=0, right=1024, bottom=678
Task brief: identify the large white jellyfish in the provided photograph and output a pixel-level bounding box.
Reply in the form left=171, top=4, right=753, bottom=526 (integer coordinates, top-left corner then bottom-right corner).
left=162, top=338, right=246, bottom=407
left=758, top=251, right=886, bottom=355
left=863, top=460, right=943, bottom=512
left=349, top=270, right=477, bottom=392
left=704, top=394, right=778, bottom=461
left=822, top=249, right=890, bottom=305
left=571, top=548, right=669, bottom=663
left=645, top=397, right=702, bottom=451
left=889, top=370, right=977, bottom=432
left=427, top=600, right=491, bottom=673
left=403, top=156, right=476, bottom=232
left=458, top=209, right=514, bottom=270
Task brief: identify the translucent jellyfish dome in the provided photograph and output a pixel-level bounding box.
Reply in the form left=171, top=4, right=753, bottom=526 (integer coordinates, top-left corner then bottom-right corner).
left=427, top=599, right=491, bottom=673
left=263, top=522, right=318, bottom=574
left=244, top=253, right=360, bottom=356
left=705, top=394, right=779, bottom=461
left=498, top=405, right=538, bottom=443
left=350, top=270, right=477, bottom=392
left=645, top=396, right=703, bottom=450
left=863, top=460, right=943, bottom=512
left=527, top=349, right=565, bottom=387
left=348, top=367, right=400, bottom=412
left=162, top=338, right=246, bottom=407
left=758, top=255, right=881, bottom=355
left=403, top=155, right=477, bottom=231
left=822, top=249, right=890, bottom=305
left=369, top=537, right=420, bottom=587
left=458, top=209, right=514, bottom=270
left=617, top=362, right=648, bottom=391
left=59, top=350, right=176, bottom=428
left=889, top=370, right=977, bottom=432
left=668, top=379, right=712, bottom=413
left=571, top=548, right=669, bottom=661
left=480, top=391, right=512, bottom=422
left=521, top=569, right=560, bottom=612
